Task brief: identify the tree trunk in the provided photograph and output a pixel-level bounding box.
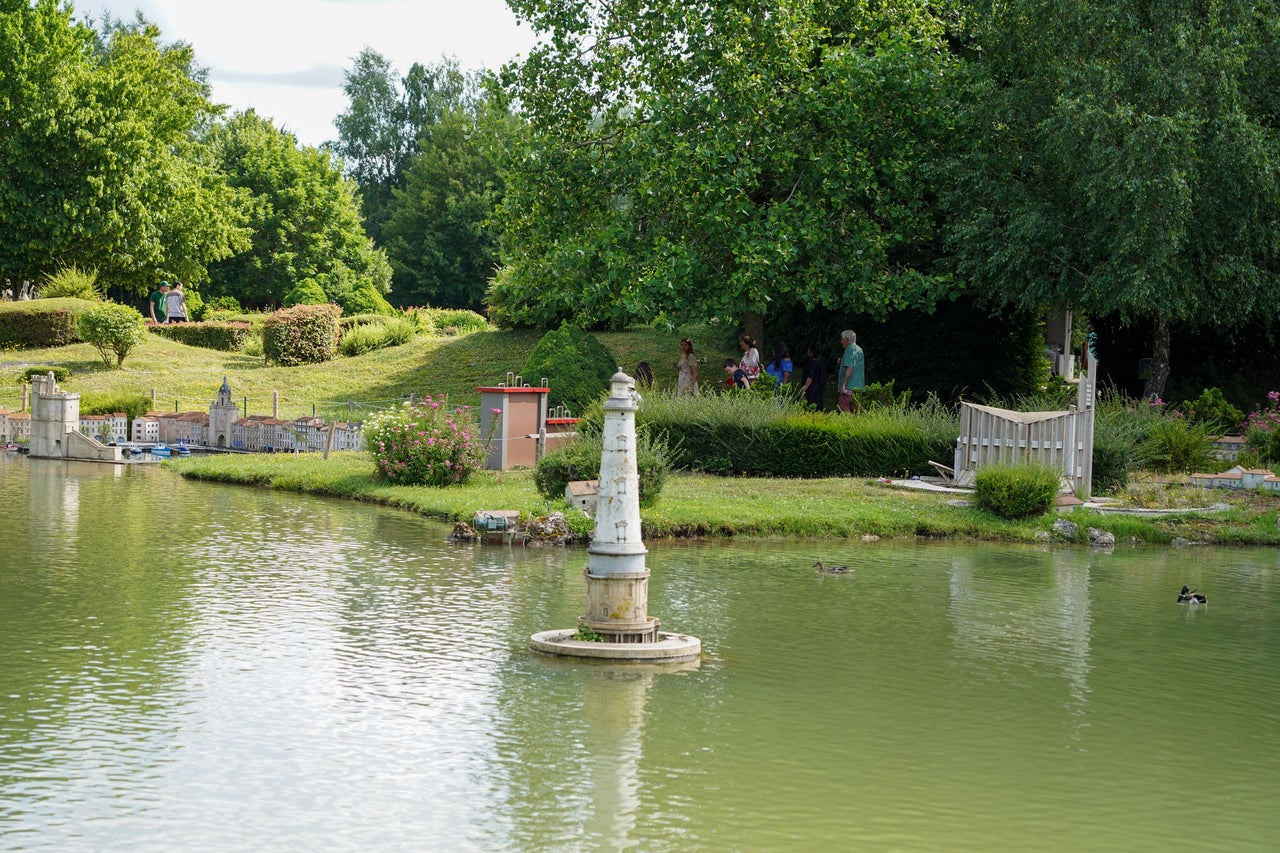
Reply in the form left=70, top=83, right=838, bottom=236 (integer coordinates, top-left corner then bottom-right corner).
left=742, top=311, right=765, bottom=352
left=1143, top=314, right=1171, bottom=401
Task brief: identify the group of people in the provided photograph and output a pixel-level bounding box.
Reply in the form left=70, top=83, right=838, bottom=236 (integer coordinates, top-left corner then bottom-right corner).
left=147, top=280, right=188, bottom=324
left=675, top=330, right=866, bottom=411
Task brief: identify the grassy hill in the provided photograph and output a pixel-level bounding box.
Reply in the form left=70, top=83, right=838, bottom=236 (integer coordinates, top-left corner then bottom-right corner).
left=0, top=316, right=728, bottom=420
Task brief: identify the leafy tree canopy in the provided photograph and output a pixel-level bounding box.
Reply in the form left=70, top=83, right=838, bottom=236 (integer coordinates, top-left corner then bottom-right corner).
left=0, top=1, right=249, bottom=294
left=202, top=110, right=392, bottom=310
left=944, top=0, right=1280, bottom=396
left=491, top=0, right=965, bottom=329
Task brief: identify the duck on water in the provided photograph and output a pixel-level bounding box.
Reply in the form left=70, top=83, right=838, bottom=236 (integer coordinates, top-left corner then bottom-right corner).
left=813, top=561, right=853, bottom=574
left=1178, top=585, right=1208, bottom=604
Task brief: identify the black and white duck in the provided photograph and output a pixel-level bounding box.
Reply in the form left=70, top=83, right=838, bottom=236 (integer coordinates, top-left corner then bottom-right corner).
left=1178, top=585, right=1208, bottom=604
left=813, top=561, right=853, bottom=574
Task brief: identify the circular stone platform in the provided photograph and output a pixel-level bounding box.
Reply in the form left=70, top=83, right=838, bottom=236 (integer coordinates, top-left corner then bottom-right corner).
left=530, top=629, right=701, bottom=662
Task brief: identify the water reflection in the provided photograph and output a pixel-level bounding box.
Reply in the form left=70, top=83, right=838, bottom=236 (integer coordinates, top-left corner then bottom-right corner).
left=3, top=455, right=1280, bottom=850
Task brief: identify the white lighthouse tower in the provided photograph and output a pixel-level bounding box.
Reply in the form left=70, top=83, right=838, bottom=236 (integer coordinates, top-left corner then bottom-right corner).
left=531, top=370, right=699, bottom=662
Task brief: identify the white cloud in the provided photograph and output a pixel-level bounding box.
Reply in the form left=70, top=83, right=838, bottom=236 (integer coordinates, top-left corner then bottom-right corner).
left=72, top=0, right=536, bottom=146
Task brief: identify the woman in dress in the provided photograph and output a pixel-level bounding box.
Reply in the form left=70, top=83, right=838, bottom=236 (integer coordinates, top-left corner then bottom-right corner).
left=675, top=338, right=699, bottom=396
left=738, top=334, right=761, bottom=381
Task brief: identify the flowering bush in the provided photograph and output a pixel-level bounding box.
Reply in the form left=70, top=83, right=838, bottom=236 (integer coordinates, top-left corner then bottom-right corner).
left=364, top=396, right=492, bottom=486
left=1244, top=391, right=1280, bottom=463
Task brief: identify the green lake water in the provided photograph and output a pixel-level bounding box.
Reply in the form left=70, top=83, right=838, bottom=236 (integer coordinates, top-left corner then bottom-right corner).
left=2, top=455, right=1279, bottom=851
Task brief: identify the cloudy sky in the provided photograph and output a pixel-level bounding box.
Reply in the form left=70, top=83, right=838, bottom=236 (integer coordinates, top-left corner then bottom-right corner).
left=72, top=0, right=538, bottom=147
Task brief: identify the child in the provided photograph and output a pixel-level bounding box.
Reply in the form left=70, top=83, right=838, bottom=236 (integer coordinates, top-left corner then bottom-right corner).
left=723, top=358, right=751, bottom=389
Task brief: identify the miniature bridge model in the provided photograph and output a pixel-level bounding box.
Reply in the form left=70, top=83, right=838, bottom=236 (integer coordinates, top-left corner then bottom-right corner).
left=948, top=357, right=1097, bottom=499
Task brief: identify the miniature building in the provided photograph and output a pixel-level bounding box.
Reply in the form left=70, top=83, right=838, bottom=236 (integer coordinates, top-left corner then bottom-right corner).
left=1190, top=465, right=1280, bottom=492
left=566, top=480, right=600, bottom=514
left=27, top=372, right=121, bottom=462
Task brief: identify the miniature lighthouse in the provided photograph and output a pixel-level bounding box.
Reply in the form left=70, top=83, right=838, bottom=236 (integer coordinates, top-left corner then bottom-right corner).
left=530, top=370, right=700, bottom=662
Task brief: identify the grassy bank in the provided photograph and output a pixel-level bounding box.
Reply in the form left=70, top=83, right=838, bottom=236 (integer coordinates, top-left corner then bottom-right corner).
left=0, top=321, right=714, bottom=419
left=166, top=452, right=1280, bottom=546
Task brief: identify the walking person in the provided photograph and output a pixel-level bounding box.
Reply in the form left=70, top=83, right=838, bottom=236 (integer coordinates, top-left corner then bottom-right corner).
left=836, top=330, right=865, bottom=413
left=800, top=342, right=827, bottom=410
left=738, top=334, right=761, bottom=382
left=165, top=280, right=189, bottom=324
left=764, top=340, right=793, bottom=388
left=148, top=281, right=170, bottom=323
left=675, top=338, right=699, bottom=396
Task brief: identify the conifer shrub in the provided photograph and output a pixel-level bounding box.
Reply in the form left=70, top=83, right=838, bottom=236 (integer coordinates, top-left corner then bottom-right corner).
left=522, top=323, right=617, bottom=413
left=76, top=303, right=148, bottom=368
left=283, top=278, right=329, bottom=306
left=973, top=462, right=1061, bottom=519
left=0, top=299, right=90, bottom=347
left=1139, top=419, right=1217, bottom=474
left=262, top=303, right=342, bottom=366
left=150, top=321, right=253, bottom=351
left=342, top=280, right=395, bottom=316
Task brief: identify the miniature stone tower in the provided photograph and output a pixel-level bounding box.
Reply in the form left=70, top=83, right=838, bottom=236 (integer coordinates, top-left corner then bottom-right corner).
left=209, top=377, right=238, bottom=448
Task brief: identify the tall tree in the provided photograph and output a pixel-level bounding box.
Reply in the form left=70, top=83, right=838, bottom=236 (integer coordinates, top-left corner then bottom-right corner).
left=381, top=97, right=516, bottom=310
left=946, top=0, right=1280, bottom=398
left=491, top=0, right=963, bottom=329
left=0, top=1, right=248, bottom=294
left=331, top=50, right=480, bottom=243
left=203, top=110, right=392, bottom=309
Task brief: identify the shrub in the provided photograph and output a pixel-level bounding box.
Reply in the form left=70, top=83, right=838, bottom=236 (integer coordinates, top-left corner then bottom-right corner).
left=1090, top=390, right=1165, bottom=493
left=262, top=303, right=342, bottom=366
left=76, top=303, right=148, bottom=368
left=533, top=427, right=671, bottom=507
left=80, top=391, right=152, bottom=422
left=39, top=264, right=102, bottom=300
left=364, top=396, right=489, bottom=486
left=342, top=280, right=395, bottom=316
left=1139, top=419, right=1216, bottom=474
left=522, top=323, right=617, bottom=413
left=0, top=298, right=91, bottom=347
left=150, top=321, right=253, bottom=351
left=339, top=323, right=391, bottom=356
left=203, top=295, right=242, bottom=315
left=1181, top=387, right=1244, bottom=434
left=21, top=366, right=70, bottom=384
left=404, top=306, right=489, bottom=336
left=1244, top=391, right=1280, bottom=463
left=973, top=462, right=1061, bottom=519
left=283, top=278, right=329, bottom=306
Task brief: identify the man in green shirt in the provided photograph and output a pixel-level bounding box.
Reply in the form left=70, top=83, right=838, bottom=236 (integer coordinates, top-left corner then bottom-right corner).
left=837, top=329, right=865, bottom=412
left=148, top=281, right=170, bottom=323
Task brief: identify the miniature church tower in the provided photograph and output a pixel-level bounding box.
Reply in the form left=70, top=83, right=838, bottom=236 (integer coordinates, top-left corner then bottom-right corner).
left=208, top=377, right=238, bottom=448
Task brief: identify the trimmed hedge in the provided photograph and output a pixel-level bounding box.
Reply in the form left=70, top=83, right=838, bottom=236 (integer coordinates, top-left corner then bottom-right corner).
left=0, top=298, right=94, bottom=347
left=150, top=321, right=254, bottom=351
left=262, top=303, right=342, bottom=366
left=21, top=365, right=70, bottom=384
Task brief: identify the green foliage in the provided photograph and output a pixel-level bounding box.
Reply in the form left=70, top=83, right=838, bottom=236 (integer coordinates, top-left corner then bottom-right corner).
left=80, top=391, right=152, bottom=422
left=973, top=463, right=1061, bottom=519
left=946, top=0, right=1280, bottom=398
left=0, top=4, right=249, bottom=294
left=604, top=388, right=955, bottom=478
left=339, top=323, right=392, bottom=356
left=405, top=306, right=490, bottom=336
left=76, top=303, right=148, bottom=368
left=1181, top=387, right=1245, bottom=434
left=846, top=381, right=910, bottom=413
left=342, top=279, right=396, bottom=316
left=262, top=304, right=342, bottom=366
left=382, top=101, right=514, bottom=311
left=149, top=321, right=253, bottom=352
left=364, top=396, right=489, bottom=486
left=1139, top=419, right=1217, bottom=474
left=0, top=298, right=92, bottom=347
left=1244, top=391, right=1280, bottom=463
left=203, top=295, right=242, bottom=315
left=494, top=1, right=962, bottom=329
left=333, top=50, right=485, bottom=244
left=39, top=264, right=102, bottom=300
left=522, top=324, right=618, bottom=413
left=203, top=110, right=391, bottom=310
left=284, top=279, right=330, bottom=307
left=533, top=428, right=671, bottom=508
left=21, top=365, right=70, bottom=384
